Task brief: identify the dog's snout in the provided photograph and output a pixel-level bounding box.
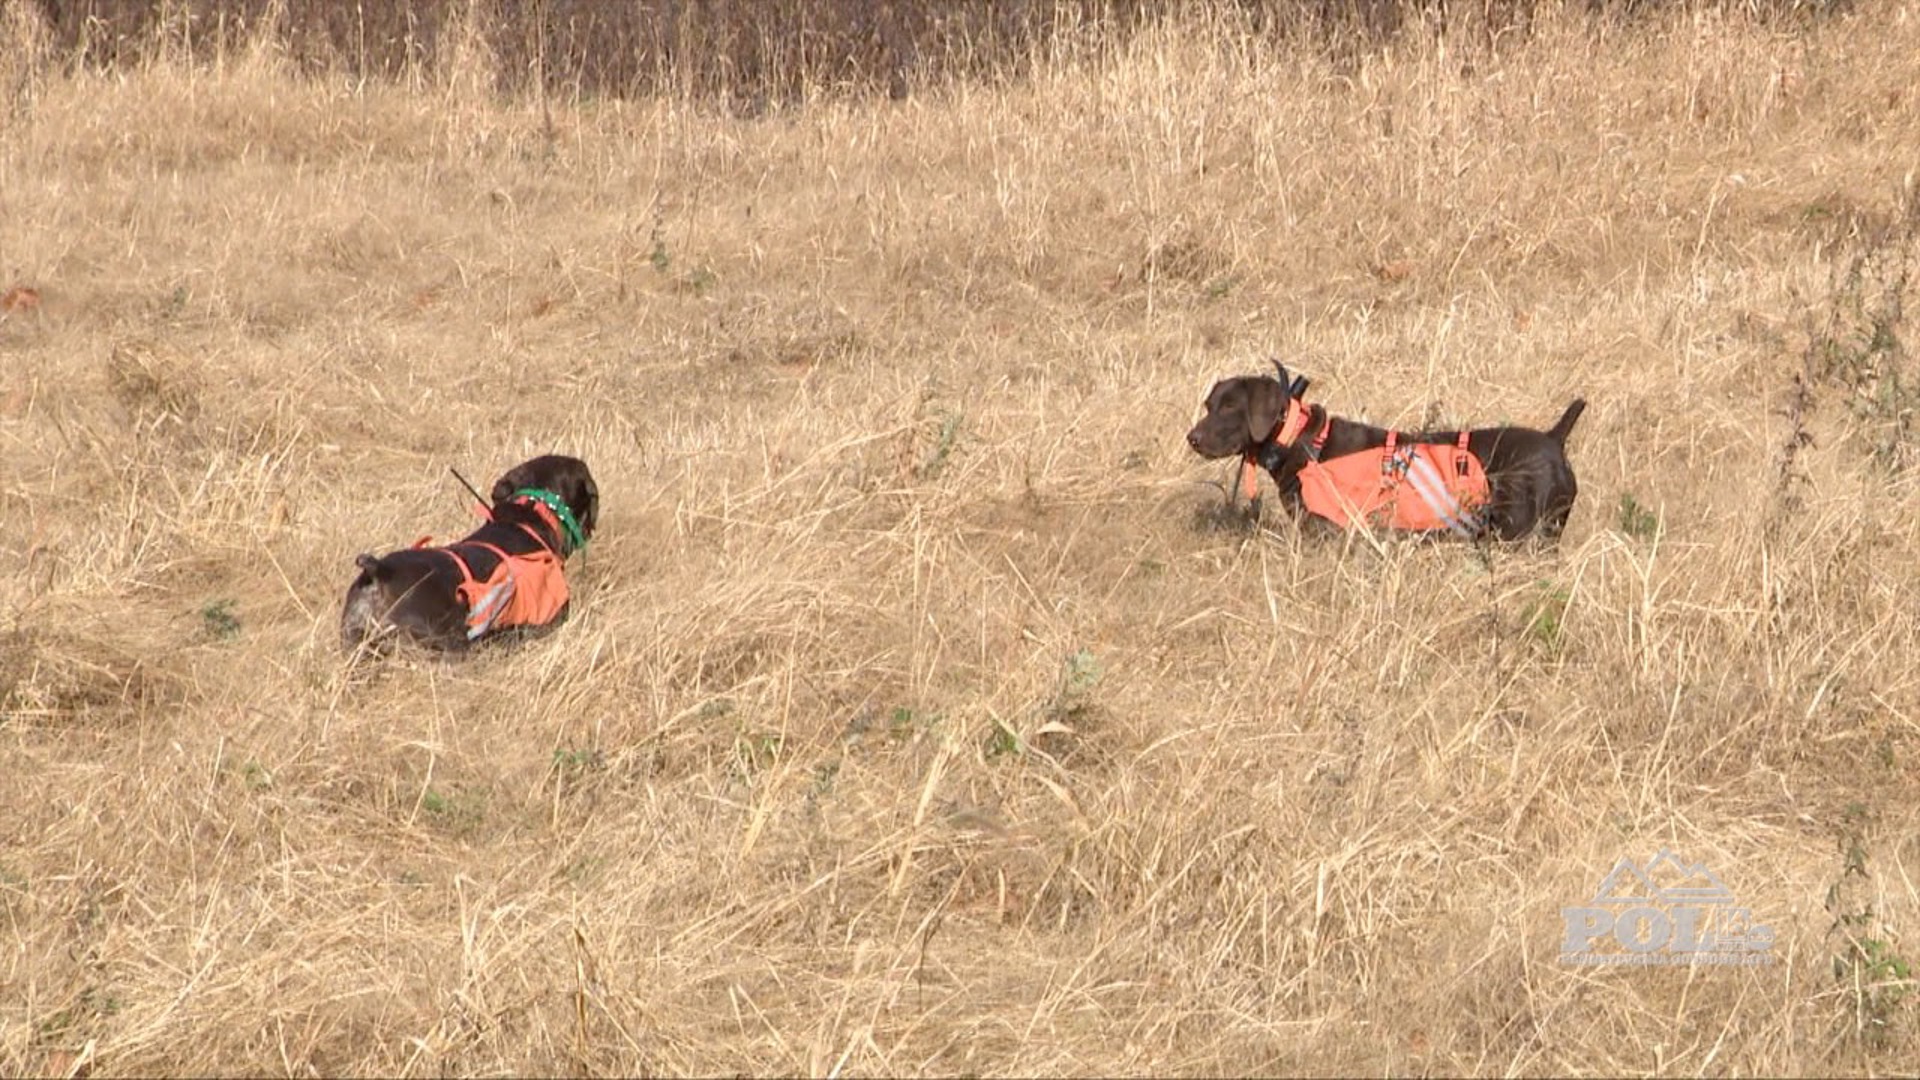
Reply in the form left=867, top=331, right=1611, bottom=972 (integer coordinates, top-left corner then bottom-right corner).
left=1186, top=428, right=1202, bottom=449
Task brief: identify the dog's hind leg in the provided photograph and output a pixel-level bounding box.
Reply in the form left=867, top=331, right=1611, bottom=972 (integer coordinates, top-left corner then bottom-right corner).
left=340, top=556, right=392, bottom=653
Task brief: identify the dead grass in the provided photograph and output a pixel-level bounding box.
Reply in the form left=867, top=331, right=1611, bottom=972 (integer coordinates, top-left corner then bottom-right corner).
left=5, top=1, right=1920, bottom=1075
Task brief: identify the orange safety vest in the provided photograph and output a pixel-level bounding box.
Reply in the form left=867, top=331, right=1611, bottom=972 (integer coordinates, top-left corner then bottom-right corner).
left=412, top=500, right=572, bottom=641
left=1300, top=430, right=1488, bottom=535
left=1242, top=401, right=1491, bottom=536
left=447, top=543, right=570, bottom=640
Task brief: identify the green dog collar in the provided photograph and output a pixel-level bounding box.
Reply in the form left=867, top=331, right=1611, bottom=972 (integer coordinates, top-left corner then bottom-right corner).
left=512, top=487, right=588, bottom=551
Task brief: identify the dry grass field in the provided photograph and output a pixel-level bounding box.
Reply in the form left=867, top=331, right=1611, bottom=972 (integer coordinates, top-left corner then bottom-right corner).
left=5, top=1, right=1920, bottom=1075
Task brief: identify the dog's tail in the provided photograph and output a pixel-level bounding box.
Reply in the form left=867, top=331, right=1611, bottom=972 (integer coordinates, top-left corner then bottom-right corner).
left=1547, top=399, right=1587, bottom=445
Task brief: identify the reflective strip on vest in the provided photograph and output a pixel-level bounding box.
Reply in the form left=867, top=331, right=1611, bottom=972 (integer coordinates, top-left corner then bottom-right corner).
left=465, top=574, right=517, bottom=640
left=1400, top=450, right=1478, bottom=537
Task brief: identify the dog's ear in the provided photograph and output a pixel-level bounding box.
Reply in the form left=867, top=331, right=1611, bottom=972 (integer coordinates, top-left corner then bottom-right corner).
left=489, top=457, right=554, bottom=505
left=1270, top=359, right=1311, bottom=401
left=577, top=474, right=599, bottom=538
left=1244, top=378, right=1288, bottom=446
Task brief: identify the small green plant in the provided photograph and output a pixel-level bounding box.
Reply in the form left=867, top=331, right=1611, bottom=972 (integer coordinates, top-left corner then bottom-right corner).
left=985, top=649, right=1105, bottom=763
left=239, top=760, right=272, bottom=791
left=35, top=988, right=123, bottom=1042
left=918, top=412, right=962, bottom=479
left=199, top=598, right=241, bottom=640
left=810, top=760, right=840, bottom=797
left=888, top=705, right=945, bottom=743
left=419, top=787, right=486, bottom=832
left=1059, top=648, right=1101, bottom=709
left=642, top=208, right=718, bottom=294
left=1203, top=273, right=1241, bottom=301
left=1521, top=581, right=1571, bottom=652
left=1802, top=198, right=1842, bottom=226
left=1846, top=935, right=1913, bottom=993
left=984, top=716, right=1023, bottom=760
left=1617, top=493, right=1660, bottom=540
left=733, top=731, right=782, bottom=776
left=552, top=747, right=604, bottom=775
left=841, top=705, right=943, bottom=753
left=676, top=265, right=718, bottom=295
left=1808, top=204, right=1919, bottom=472
left=1828, top=803, right=1916, bottom=1049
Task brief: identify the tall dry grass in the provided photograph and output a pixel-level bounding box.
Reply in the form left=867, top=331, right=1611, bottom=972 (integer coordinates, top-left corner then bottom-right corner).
left=4, top=0, right=1920, bottom=1075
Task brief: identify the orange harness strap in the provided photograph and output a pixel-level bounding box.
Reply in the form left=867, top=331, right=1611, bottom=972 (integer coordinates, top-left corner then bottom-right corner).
left=1239, top=399, right=1319, bottom=502
left=413, top=512, right=572, bottom=640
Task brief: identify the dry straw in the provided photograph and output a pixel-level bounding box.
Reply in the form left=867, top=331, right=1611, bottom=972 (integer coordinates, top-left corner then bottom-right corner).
left=3, top=0, right=1920, bottom=1074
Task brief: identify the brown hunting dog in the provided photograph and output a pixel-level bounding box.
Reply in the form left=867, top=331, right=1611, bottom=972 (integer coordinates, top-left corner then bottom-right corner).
left=1187, top=364, right=1584, bottom=541
left=340, top=454, right=599, bottom=653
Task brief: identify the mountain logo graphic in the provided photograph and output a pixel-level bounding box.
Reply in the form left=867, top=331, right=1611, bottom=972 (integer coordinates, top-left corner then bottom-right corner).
left=1593, top=849, right=1734, bottom=906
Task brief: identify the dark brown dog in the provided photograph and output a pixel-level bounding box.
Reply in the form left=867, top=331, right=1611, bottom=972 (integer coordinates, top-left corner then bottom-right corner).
left=340, top=454, right=599, bottom=653
left=1187, top=364, right=1585, bottom=540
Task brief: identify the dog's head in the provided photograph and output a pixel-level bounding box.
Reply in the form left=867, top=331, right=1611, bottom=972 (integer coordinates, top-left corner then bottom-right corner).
left=1187, top=363, right=1307, bottom=459
left=490, top=454, right=600, bottom=551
